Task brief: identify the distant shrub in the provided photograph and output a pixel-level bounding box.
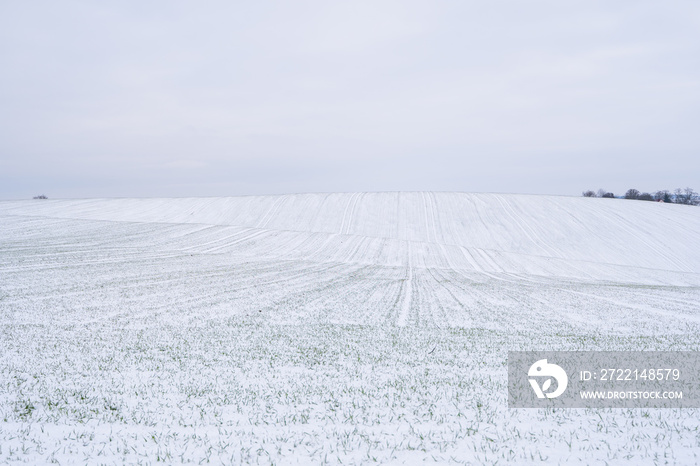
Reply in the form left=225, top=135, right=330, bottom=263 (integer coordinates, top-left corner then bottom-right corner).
left=581, top=189, right=616, bottom=199
left=582, top=187, right=697, bottom=205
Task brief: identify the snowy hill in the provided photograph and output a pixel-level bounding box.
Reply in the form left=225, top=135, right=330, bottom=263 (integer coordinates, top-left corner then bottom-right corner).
left=2, top=192, right=700, bottom=464
left=2, top=192, right=699, bottom=285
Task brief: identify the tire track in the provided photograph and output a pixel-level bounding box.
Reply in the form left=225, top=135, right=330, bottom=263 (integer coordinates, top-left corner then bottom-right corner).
left=396, top=242, right=413, bottom=327
left=256, top=196, right=285, bottom=229
left=338, top=192, right=359, bottom=235
left=493, top=194, right=554, bottom=257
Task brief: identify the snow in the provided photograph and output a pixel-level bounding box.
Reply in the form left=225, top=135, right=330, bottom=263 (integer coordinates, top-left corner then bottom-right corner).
left=1, top=192, right=699, bottom=464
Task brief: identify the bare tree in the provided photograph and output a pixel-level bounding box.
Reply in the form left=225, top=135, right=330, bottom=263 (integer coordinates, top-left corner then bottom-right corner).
left=597, top=189, right=615, bottom=198
left=583, top=187, right=695, bottom=204
left=674, top=187, right=699, bottom=205
left=624, top=189, right=640, bottom=200
left=654, top=190, right=672, bottom=203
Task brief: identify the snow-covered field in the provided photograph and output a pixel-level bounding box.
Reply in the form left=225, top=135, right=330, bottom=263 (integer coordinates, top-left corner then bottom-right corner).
left=1, top=192, right=699, bottom=464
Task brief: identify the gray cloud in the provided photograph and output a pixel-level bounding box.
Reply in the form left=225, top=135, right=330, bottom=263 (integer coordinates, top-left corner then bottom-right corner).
left=1, top=1, right=699, bottom=199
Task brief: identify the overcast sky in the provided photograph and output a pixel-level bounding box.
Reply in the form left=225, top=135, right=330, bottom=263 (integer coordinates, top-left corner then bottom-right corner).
left=1, top=1, right=698, bottom=199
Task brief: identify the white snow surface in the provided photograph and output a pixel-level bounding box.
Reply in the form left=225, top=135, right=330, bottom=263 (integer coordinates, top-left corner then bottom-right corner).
left=1, top=193, right=699, bottom=464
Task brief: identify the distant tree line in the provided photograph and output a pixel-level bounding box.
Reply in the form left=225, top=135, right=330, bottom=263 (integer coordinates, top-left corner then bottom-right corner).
left=582, top=187, right=699, bottom=205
